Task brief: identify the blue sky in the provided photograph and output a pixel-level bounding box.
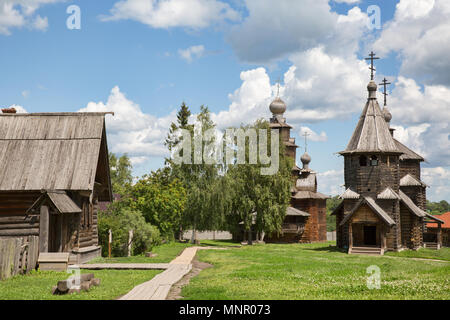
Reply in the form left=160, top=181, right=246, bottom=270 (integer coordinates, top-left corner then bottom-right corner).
left=1, top=0, right=449, bottom=201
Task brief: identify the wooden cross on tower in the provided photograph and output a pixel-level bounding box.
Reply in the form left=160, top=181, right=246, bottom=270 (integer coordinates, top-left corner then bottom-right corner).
left=303, top=131, right=310, bottom=153
left=365, top=51, right=380, bottom=80
left=379, top=78, right=391, bottom=106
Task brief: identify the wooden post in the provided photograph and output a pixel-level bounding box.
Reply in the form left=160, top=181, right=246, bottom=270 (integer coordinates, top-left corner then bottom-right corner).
left=39, top=206, right=49, bottom=253
left=108, top=229, right=112, bottom=258
left=128, top=230, right=133, bottom=257
left=348, top=223, right=353, bottom=254
left=437, top=223, right=442, bottom=250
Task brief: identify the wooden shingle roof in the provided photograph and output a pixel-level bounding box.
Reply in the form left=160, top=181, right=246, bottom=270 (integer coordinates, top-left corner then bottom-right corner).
left=394, top=139, right=425, bottom=161
left=27, top=191, right=82, bottom=215
left=0, top=113, right=112, bottom=200
left=340, top=196, right=396, bottom=227
left=399, top=190, right=427, bottom=218
left=340, top=98, right=401, bottom=155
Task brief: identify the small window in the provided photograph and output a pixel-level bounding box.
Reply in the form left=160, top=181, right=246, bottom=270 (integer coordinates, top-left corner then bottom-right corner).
left=359, top=155, right=367, bottom=166
left=370, top=155, right=378, bottom=166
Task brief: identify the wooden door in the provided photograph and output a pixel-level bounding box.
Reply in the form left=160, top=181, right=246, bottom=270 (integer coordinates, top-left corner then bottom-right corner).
left=363, top=226, right=377, bottom=246
left=48, top=214, right=62, bottom=252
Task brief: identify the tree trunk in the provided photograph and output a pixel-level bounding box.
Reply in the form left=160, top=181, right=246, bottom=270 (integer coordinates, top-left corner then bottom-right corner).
left=260, top=231, right=265, bottom=242
left=248, top=226, right=253, bottom=245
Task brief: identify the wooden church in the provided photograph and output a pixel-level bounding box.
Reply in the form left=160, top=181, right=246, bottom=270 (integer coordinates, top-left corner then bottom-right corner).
left=265, top=94, right=328, bottom=243
left=331, top=53, right=443, bottom=255
left=0, top=110, right=113, bottom=265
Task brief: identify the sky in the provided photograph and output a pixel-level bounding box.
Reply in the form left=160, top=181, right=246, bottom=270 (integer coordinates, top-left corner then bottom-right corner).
left=0, top=0, right=449, bottom=201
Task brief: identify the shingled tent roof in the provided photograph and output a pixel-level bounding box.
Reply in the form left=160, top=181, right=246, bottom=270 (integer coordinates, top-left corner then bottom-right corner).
left=340, top=83, right=401, bottom=155
left=0, top=113, right=113, bottom=201
left=394, top=139, right=425, bottom=161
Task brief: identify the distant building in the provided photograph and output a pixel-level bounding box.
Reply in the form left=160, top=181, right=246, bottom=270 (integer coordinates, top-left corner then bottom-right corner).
left=0, top=111, right=113, bottom=263
left=265, top=95, right=328, bottom=243
left=425, top=212, right=450, bottom=248
left=331, top=54, right=443, bottom=254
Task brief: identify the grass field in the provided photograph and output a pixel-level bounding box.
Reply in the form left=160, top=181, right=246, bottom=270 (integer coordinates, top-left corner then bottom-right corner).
left=88, top=242, right=193, bottom=264
left=0, top=242, right=190, bottom=300
left=0, top=269, right=161, bottom=300
left=182, top=242, right=450, bottom=300
left=1, top=241, right=449, bottom=300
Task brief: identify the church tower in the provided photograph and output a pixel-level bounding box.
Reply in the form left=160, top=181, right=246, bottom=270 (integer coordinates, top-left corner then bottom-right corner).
left=332, top=52, right=443, bottom=254
left=265, top=88, right=328, bottom=243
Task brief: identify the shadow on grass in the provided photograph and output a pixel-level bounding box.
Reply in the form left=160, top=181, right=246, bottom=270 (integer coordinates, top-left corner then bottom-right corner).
left=304, top=245, right=347, bottom=253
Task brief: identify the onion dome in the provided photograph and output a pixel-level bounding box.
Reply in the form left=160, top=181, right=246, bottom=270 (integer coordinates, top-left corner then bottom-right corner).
left=383, top=106, right=392, bottom=123
left=301, top=152, right=311, bottom=170
left=367, top=81, right=377, bottom=99
left=269, top=97, right=286, bottom=115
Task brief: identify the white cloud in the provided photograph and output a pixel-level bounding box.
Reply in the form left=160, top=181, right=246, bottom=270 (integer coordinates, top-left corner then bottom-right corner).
left=0, top=0, right=64, bottom=35
left=32, top=14, right=48, bottom=31
left=317, top=169, right=344, bottom=197
left=178, top=45, right=205, bottom=63
left=78, top=86, right=175, bottom=158
left=212, top=67, right=273, bottom=129
left=228, top=0, right=337, bottom=63
left=422, top=167, right=450, bottom=201
left=299, top=126, right=327, bottom=142
left=102, top=0, right=240, bottom=29
left=228, top=1, right=369, bottom=63
left=284, top=47, right=369, bottom=123
left=332, top=0, right=360, bottom=3
left=374, top=0, right=450, bottom=86
left=21, top=90, right=30, bottom=98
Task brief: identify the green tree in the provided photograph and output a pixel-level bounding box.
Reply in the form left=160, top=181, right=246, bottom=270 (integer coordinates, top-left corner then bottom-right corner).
left=98, top=208, right=160, bottom=257
left=427, top=200, right=450, bottom=215
left=109, top=153, right=133, bottom=195
left=130, top=168, right=187, bottom=240
left=226, top=119, right=292, bottom=243
left=326, top=195, right=341, bottom=232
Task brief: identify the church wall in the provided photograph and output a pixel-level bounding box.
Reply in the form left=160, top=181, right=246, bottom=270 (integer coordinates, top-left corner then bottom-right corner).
left=399, top=160, right=421, bottom=180
left=344, top=154, right=399, bottom=197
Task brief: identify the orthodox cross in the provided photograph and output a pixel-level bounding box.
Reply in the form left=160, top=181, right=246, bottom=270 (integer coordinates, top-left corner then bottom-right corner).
left=303, top=132, right=310, bottom=153
left=276, top=77, right=281, bottom=97
left=379, top=78, right=391, bottom=106
left=365, top=51, right=380, bottom=80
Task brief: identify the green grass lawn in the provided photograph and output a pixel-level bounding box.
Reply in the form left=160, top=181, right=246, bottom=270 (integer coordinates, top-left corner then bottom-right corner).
left=386, top=247, right=450, bottom=261
left=0, top=269, right=161, bottom=300
left=0, top=241, right=191, bottom=300
left=88, top=241, right=192, bottom=264
left=182, top=242, right=450, bottom=300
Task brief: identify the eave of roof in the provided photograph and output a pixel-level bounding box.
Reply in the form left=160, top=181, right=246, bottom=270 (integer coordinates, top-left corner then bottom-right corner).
left=339, top=196, right=396, bottom=227
left=27, top=191, right=82, bottom=214
left=286, top=207, right=310, bottom=217
left=400, top=174, right=428, bottom=187
left=394, top=139, right=425, bottom=161
left=398, top=190, right=427, bottom=218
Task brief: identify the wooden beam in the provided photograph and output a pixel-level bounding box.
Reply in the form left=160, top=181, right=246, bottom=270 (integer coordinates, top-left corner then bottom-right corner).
left=39, top=206, right=49, bottom=253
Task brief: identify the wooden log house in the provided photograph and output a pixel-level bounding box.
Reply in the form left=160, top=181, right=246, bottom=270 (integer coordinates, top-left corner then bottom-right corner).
left=0, top=111, right=113, bottom=264
left=331, top=54, right=443, bottom=255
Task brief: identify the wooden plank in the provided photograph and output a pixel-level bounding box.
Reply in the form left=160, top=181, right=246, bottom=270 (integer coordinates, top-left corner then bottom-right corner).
left=39, top=205, right=49, bottom=253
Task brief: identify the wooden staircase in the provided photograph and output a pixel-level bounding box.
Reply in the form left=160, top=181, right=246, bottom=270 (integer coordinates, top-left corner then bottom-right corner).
left=424, top=242, right=439, bottom=250
left=350, top=246, right=383, bottom=255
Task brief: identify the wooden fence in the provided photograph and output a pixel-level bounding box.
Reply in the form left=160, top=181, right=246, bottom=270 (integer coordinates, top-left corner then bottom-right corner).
left=0, top=236, right=39, bottom=280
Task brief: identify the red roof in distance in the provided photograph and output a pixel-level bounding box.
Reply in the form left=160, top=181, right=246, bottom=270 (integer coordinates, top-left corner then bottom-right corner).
left=427, top=212, right=450, bottom=229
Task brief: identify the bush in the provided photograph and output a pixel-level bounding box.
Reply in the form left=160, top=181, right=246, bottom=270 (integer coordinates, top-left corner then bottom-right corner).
left=98, top=208, right=161, bottom=257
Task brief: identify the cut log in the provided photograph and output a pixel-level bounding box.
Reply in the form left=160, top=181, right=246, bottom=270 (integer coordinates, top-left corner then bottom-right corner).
left=90, top=278, right=101, bottom=287
left=51, top=286, right=59, bottom=295
left=57, top=279, right=73, bottom=292
left=68, top=288, right=80, bottom=294
left=81, top=281, right=91, bottom=292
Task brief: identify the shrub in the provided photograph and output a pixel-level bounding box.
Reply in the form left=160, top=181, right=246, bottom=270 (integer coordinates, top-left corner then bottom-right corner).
left=98, top=208, right=161, bottom=257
